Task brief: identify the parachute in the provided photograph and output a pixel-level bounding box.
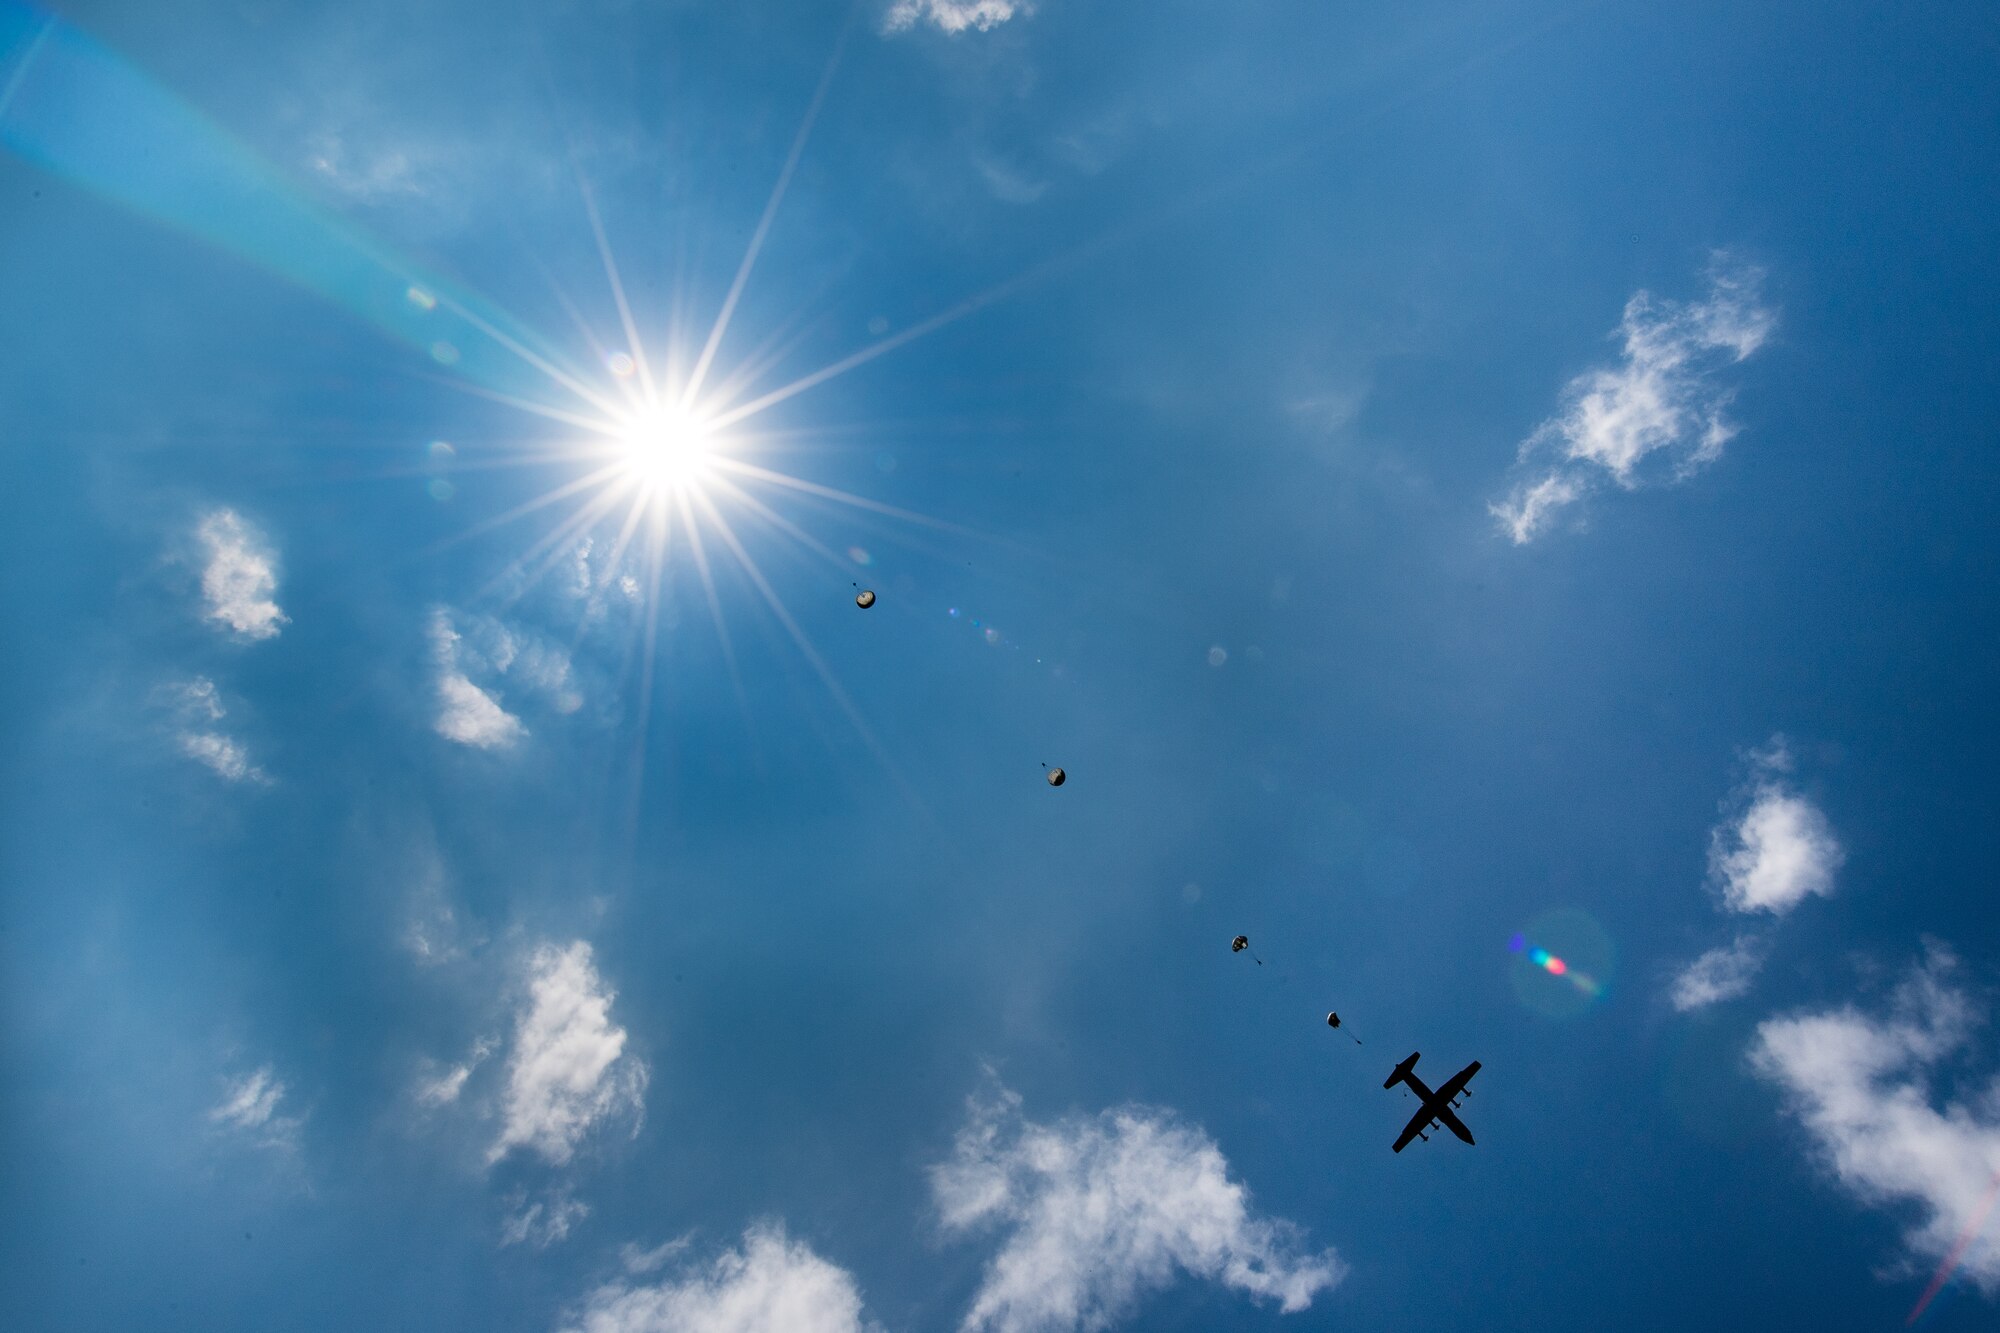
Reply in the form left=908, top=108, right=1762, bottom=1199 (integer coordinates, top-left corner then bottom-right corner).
left=853, top=585, right=876, bottom=609
left=1326, top=1011, right=1362, bottom=1045
left=1044, top=765, right=1066, bottom=787
left=1230, top=934, right=1263, bottom=965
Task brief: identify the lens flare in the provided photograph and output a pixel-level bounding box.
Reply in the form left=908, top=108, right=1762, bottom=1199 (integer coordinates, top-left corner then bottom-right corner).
left=1509, top=911, right=1614, bottom=1018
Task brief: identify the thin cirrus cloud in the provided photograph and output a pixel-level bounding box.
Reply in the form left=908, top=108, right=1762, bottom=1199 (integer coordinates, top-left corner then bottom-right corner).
left=209, top=1065, right=303, bottom=1156
left=1491, top=255, right=1776, bottom=543
left=930, top=1081, right=1345, bottom=1332
left=883, top=0, right=1030, bottom=36
left=560, top=1223, right=878, bottom=1333
left=195, top=508, right=288, bottom=640
left=487, top=941, right=647, bottom=1167
left=501, top=1187, right=591, bottom=1250
left=1752, top=948, right=2000, bottom=1290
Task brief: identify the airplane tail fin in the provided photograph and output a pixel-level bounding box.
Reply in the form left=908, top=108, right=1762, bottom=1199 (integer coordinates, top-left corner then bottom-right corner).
left=1384, top=1052, right=1419, bottom=1090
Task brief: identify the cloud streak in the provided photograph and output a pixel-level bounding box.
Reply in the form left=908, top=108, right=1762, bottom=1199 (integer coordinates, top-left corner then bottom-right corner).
left=931, top=1082, right=1344, bottom=1332
left=1492, top=256, right=1775, bottom=543
left=1753, top=949, right=2000, bottom=1289
left=196, top=508, right=288, bottom=639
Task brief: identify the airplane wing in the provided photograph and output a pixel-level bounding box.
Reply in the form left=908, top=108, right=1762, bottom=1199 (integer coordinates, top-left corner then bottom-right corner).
left=1433, top=1061, right=1481, bottom=1105
left=1434, top=1103, right=1475, bottom=1146
left=1392, top=1108, right=1434, bottom=1154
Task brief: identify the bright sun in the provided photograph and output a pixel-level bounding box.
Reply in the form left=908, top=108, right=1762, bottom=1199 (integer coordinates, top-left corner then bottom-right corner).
left=616, top=404, right=716, bottom=493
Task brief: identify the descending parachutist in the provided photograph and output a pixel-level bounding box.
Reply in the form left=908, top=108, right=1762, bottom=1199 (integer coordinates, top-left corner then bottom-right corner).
left=852, top=583, right=876, bottom=609
left=1043, top=764, right=1066, bottom=787
left=1326, top=1011, right=1362, bottom=1045
left=1230, top=934, right=1263, bottom=965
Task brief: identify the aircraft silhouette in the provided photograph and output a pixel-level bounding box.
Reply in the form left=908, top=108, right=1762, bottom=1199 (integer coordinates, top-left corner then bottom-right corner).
left=1384, top=1052, right=1481, bottom=1153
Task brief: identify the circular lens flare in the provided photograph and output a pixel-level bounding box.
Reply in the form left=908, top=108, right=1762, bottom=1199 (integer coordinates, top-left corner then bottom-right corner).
left=618, top=405, right=715, bottom=493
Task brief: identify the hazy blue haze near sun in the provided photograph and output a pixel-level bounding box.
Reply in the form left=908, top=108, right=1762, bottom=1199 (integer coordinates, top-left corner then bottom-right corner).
left=3, top=1, right=1999, bottom=1330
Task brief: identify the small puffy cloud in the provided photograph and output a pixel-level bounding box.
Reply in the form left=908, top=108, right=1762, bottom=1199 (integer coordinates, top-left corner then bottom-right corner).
left=428, top=608, right=526, bottom=749
left=1752, top=949, right=2000, bottom=1288
left=1492, top=256, right=1775, bottom=543
left=1710, top=738, right=1843, bottom=916
left=210, top=1065, right=303, bottom=1155
left=932, top=1082, right=1345, bottom=1332
left=502, top=1187, right=590, bottom=1249
left=884, top=0, right=1029, bottom=36
left=1671, top=935, right=1766, bottom=1011
left=196, top=509, right=288, bottom=639
left=561, top=1223, right=877, bottom=1333
left=489, top=942, right=646, bottom=1166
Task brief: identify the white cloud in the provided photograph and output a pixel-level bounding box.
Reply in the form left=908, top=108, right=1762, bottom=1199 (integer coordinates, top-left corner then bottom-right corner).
left=306, top=130, right=427, bottom=202
left=884, top=0, right=1029, bottom=36
left=931, top=1082, right=1345, bottom=1332
left=196, top=509, right=288, bottom=639
left=1752, top=949, right=2000, bottom=1288
left=210, top=1065, right=303, bottom=1154
left=415, top=1038, right=494, bottom=1108
left=502, top=1187, right=591, bottom=1249
left=158, top=677, right=268, bottom=784
left=1709, top=738, right=1843, bottom=916
left=562, top=1223, right=877, bottom=1333
left=429, top=607, right=526, bottom=749
left=178, top=730, right=268, bottom=784
left=1492, top=256, right=1775, bottom=543
left=1671, top=935, right=1766, bottom=1011
left=489, top=941, right=646, bottom=1166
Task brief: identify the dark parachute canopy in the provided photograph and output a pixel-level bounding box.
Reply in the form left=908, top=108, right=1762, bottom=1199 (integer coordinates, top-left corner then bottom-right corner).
left=1231, top=935, right=1249, bottom=953
left=1326, top=1011, right=1362, bottom=1045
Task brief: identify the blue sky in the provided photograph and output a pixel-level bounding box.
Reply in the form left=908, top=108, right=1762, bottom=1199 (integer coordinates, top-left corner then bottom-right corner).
left=4, top=1, right=2000, bottom=1329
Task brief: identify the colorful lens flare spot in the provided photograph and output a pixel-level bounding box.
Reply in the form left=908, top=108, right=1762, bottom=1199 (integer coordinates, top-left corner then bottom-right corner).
left=1509, top=909, right=1615, bottom=1018
left=405, top=285, right=436, bottom=311
left=607, top=352, right=636, bottom=378
left=847, top=546, right=872, bottom=566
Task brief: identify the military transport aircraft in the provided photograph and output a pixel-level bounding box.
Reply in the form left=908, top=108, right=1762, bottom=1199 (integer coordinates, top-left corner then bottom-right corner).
left=1383, top=1052, right=1481, bottom=1153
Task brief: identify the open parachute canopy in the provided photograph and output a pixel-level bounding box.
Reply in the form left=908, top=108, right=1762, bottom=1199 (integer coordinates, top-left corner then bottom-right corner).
left=1231, top=935, right=1249, bottom=953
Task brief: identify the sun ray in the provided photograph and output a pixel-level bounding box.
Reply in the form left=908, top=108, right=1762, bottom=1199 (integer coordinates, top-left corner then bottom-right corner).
left=679, top=16, right=852, bottom=412
left=574, top=167, right=661, bottom=409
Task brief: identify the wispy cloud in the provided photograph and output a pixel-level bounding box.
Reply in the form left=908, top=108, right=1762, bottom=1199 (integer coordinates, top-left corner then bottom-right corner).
left=931, top=1081, right=1345, bottom=1332
left=1491, top=256, right=1775, bottom=543
left=1752, top=948, right=2000, bottom=1288
left=414, top=1037, right=495, bottom=1109
left=488, top=942, right=646, bottom=1167
left=158, top=677, right=269, bottom=784
left=210, top=1065, right=303, bottom=1155
left=501, top=1187, right=590, bottom=1249
left=1709, top=738, right=1843, bottom=916
left=561, top=1223, right=876, bottom=1333
left=196, top=509, right=288, bottom=640
left=1670, top=935, right=1767, bottom=1011
left=884, top=0, right=1030, bottom=36
left=428, top=608, right=526, bottom=750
